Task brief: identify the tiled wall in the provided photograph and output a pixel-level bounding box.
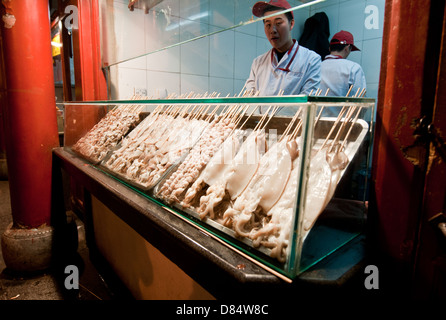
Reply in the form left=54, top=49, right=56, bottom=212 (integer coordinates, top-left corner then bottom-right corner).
left=102, top=0, right=384, bottom=108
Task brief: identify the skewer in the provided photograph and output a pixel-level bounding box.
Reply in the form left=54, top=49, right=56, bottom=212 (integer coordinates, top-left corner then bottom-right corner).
left=111, top=94, right=137, bottom=112
left=290, top=107, right=305, bottom=140
left=340, top=89, right=367, bottom=150
left=206, top=93, right=229, bottom=122
left=231, top=88, right=254, bottom=121
left=252, top=89, right=284, bottom=132
left=327, top=107, right=356, bottom=153
left=238, top=104, right=260, bottom=131
left=186, top=93, right=204, bottom=120
left=219, top=85, right=249, bottom=121
left=233, top=91, right=258, bottom=126
left=193, top=92, right=215, bottom=120
left=260, top=105, right=280, bottom=131
left=254, top=105, right=273, bottom=131
left=314, top=88, right=330, bottom=126
left=200, top=93, right=220, bottom=120
left=319, top=86, right=358, bottom=151
left=327, top=88, right=366, bottom=153
left=279, top=107, right=302, bottom=142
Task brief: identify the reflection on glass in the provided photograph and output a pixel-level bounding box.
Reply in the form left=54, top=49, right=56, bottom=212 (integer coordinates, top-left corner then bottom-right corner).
left=100, top=0, right=325, bottom=67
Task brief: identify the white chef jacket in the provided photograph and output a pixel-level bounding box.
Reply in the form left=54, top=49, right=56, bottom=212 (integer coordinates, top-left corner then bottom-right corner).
left=319, top=55, right=367, bottom=117
left=320, top=54, right=366, bottom=97
left=245, top=40, right=321, bottom=115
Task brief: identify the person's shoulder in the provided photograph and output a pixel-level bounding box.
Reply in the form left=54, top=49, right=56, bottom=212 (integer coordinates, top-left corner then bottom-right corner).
left=298, top=44, right=322, bottom=62
left=252, top=49, right=271, bottom=64
left=344, top=59, right=365, bottom=72
left=299, top=44, right=319, bottom=56
left=343, top=58, right=362, bottom=67
left=325, top=57, right=362, bottom=69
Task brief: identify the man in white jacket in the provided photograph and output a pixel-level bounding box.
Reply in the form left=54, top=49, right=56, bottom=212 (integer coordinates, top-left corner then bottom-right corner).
left=245, top=0, right=321, bottom=115
left=320, top=30, right=367, bottom=98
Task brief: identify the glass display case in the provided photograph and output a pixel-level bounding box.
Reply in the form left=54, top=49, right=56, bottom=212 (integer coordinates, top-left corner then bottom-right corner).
left=55, top=0, right=382, bottom=284
left=61, top=94, right=375, bottom=281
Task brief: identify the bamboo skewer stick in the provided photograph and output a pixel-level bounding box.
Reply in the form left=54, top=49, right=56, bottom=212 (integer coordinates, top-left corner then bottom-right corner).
left=314, top=88, right=331, bottom=126
left=319, top=86, right=359, bottom=151
left=279, top=107, right=302, bottom=142
left=290, top=107, right=305, bottom=141
left=254, top=105, right=273, bottom=131
left=340, top=89, right=367, bottom=151
left=327, top=88, right=366, bottom=153
left=260, top=105, right=280, bottom=131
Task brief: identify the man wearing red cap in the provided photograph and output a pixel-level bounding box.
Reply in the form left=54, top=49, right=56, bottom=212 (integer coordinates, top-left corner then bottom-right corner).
left=246, top=0, right=321, bottom=115
left=320, top=30, right=366, bottom=99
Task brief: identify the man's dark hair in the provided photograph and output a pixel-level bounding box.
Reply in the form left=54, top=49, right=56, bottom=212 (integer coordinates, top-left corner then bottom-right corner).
left=329, top=40, right=349, bottom=52
left=263, top=8, right=294, bottom=23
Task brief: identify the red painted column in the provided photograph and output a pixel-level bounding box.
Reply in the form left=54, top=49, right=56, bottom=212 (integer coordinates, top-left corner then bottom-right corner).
left=1, top=0, right=60, bottom=228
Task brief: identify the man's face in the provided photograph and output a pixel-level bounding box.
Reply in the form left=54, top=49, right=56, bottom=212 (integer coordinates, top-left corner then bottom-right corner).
left=263, top=10, right=294, bottom=52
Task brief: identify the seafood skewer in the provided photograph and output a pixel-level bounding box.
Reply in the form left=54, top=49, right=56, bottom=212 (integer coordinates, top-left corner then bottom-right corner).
left=249, top=148, right=301, bottom=262
left=303, top=88, right=366, bottom=236
left=157, top=112, right=236, bottom=204
left=72, top=94, right=145, bottom=163
left=222, top=136, right=297, bottom=237
left=103, top=93, right=215, bottom=187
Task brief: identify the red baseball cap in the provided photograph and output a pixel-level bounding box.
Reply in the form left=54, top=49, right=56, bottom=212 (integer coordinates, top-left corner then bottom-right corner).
left=330, top=30, right=360, bottom=51
left=252, top=0, right=294, bottom=19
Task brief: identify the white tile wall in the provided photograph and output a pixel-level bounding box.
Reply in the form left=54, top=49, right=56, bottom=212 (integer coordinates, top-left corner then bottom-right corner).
left=147, top=70, right=180, bottom=97
left=104, top=0, right=384, bottom=106
left=110, top=1, right=147, bottom=67
left=361, top=37, right=383, bottom=85
left=116, top=67, right=147, bottom=99
left=209, top=28, right=235, bottom=79
left=144, top=10, right=181, bottom=53
left=180, top=0, right=210, bottom=25
left=180, top=33, right=209, bottom=76
left=209, top=76, right=234, bottom=96
left=234, top=31, right=257, bottom=80
left=181, top=73, right=209, bottom=94
left=338, top=0, right=366, bottom=42
left=209, top=0, right=235, bottom=28
left=145, top=46, right=180, bottom=73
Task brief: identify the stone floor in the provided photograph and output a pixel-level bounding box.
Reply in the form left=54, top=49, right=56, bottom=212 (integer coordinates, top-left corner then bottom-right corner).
left=0, top=180, right=117, bottom=300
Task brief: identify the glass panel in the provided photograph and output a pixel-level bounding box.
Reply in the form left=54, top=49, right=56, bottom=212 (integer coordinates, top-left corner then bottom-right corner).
left=99, top=0, right=324, bottom=67
left=99, top=0, right=385, bottom=124
left=60, top=95, right=374, bottom=280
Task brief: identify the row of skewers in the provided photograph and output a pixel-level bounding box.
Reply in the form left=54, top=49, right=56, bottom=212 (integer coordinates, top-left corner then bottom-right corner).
left=71, top=96, right=145, bottom=163
left=70, top=87, right=368, bottom=263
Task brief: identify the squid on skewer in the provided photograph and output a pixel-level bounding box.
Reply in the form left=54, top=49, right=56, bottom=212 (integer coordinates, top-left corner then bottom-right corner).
left=72, top=96, right=144, bottom=163
left=181, top=129, right=244, bottom=218
left=222, top=137, right=299, bottom=237
left=249, top=148, right=301, bottom=263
